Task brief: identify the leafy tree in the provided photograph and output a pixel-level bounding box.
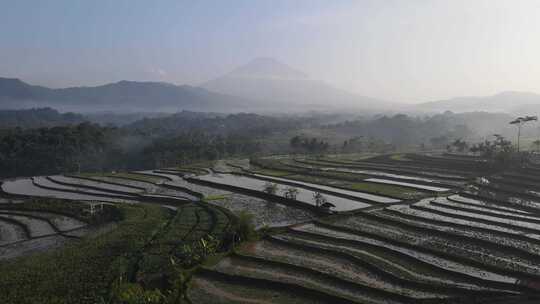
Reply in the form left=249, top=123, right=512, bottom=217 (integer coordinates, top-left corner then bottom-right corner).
left=313, top=192, right=328, bottom=208
left=290, top=136, right=302, bottom=149
left=289, top=135, right=329, bottom=154
left=262, top=182, right=279, bottom=195
left=451, top=139, right=468, bottom=153
left=234, top=211, right=256, bottom=242
left=469, top=134, right=515, bottom=167
left=532, top=139, right=540, bottom=153
left=282, top=187, right=299, bottom=200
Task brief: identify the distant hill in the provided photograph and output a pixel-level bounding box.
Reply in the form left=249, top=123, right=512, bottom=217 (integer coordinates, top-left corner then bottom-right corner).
left=0, top=77, right=249, bottom=113
left=202, top=57, right=395, bottom=111
left=0, top=108, right=86, bottom=129
left=0, top=59, right=396, bottom=113
left=417, top=91, right=540, bottom=114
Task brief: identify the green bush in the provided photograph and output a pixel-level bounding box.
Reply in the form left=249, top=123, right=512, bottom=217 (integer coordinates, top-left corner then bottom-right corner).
left=234, top=210, right=256, bottom=242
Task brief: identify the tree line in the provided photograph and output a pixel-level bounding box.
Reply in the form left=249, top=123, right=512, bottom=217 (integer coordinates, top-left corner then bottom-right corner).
left=0, top=126, right=264, bottom=178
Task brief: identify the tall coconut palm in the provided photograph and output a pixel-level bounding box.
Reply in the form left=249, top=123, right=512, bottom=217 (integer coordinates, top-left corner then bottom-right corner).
left=510, top=116, right=538, bottom=152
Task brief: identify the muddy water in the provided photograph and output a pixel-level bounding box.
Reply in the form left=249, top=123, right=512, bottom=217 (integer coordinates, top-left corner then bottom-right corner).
left=0, top=210, right=86, bottom=231
left=0, top=219, right=27, bottom=245
left=135, top=170, right=183, bottom=181
left=0, top=214, right=55, bottom=237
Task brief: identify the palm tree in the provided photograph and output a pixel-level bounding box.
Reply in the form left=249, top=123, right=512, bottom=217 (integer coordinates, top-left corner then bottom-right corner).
left=509, top=116, right=538, bottom=152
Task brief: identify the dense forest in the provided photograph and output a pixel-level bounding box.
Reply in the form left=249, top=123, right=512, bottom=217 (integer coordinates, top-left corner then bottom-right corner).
left=0, top=108, right=527, bottom=178
left=0, top=108, right=85, bottom=129
left=322, top=111, right=520, bottom=148
left=0, top=111, right=296, bottom=178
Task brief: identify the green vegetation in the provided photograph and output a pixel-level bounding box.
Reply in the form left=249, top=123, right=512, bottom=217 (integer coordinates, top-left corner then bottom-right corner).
left=282, top=186, right=300, bottom=200
left=287, top=174, right=424, bottom=199
left=0, top=113, right=301, bottom=179
left=262, top=182, right=279, bottom=195
left=107, top=172, right=164, bottom=183
left=349, top=182, right=424, bottom=199
left=290, top=135, right=330, bottom=154
left=0, top=204, right=169, bottom=304
left=202, top=194, right=229, bottom=201
left=469, top=134, right=521, bottom=168
left=6, top=151, right=540, bottom=303
left=80, top=172, right=164, bottom=183
left=233, top=211, right=256, bottom=242
left=0, top=108, right=85, bottom=129
left=389, top=154, right=411, bottom=161
left=251, top=157, right=428, bottom=199
left=250, top=167, right=292, bottom=177
left=2, top=109, right=524, bottom=179
left=0, top=199, right=242, bottom=304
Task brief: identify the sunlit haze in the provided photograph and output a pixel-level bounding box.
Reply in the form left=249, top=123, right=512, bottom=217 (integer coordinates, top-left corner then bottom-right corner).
left=3, top=0, right=540, bottom=103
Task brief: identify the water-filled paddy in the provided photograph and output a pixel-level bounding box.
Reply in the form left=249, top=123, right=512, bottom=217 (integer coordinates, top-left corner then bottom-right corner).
left=194, top=173, right=373, bottom=211
left=251, top=174, right=401, bottom=204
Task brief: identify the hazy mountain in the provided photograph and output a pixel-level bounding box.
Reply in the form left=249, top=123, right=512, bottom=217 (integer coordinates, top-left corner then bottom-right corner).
left=0, top=59, right=396, bottom=113
left=417, top=91, right=540, bottom=114
left=0, top=77, right=249, bottom=113
left=202, top=57, right=395, bottom=111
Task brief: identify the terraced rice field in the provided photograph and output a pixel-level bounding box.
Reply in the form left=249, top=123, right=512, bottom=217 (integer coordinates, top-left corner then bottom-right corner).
left=4, top=153, right=540, bottom=303
left=250, top=174, right=401, bottom=204
left=2, top=177, right=139, bottom=203
left=188, top=155, right=540, bottom=303
left=193, top=173, right=376, bottom=211
left=0, top=200, right=99, bottom=260
left=363, top=178, right=450, bottom=192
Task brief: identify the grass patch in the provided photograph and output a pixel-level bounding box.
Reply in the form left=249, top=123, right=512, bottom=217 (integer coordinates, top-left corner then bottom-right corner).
left=77, top=172, right=104, bottom=178
left=282, top=174, right=426, bottom=199
left=174, top=167, right=207, bottom=175
left=251, top=168, right=292, bottom=177
left=389, top=154, right=412, bottom=161
left=106, top=172, right=163, bottom=183
left=287, top=174, right=349, bottom=187
left=201, top=252, right=230, bottom=267
left=349, top=182, right=425, bottom=199
left=203, top=194, right=230, bottom=201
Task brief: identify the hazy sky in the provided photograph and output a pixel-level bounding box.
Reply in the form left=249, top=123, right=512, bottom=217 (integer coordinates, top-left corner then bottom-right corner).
left=2, top=0, right=540, bottom=103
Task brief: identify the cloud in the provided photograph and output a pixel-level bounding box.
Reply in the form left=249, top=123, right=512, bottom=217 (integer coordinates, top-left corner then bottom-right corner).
left=148, top=66, right=167, bottom=78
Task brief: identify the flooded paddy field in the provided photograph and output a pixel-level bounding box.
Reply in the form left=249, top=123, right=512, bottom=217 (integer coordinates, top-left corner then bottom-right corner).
left=5, top=153, right=540, bottom=303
